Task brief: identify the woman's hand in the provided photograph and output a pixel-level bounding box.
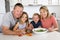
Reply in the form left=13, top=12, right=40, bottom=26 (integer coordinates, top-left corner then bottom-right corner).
left=48, top=27, right=58, bottom=32
left=48, top=28, right=54, bottom=32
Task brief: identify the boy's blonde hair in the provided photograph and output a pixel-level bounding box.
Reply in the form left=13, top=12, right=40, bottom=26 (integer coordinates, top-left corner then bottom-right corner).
left=33, top=13, right=40, bottom=20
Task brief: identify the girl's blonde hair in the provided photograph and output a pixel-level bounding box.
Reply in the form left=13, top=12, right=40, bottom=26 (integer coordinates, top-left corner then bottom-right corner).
left=19, top=11, right=29, bottom=25
left=39, top=6, right=51, bottom=19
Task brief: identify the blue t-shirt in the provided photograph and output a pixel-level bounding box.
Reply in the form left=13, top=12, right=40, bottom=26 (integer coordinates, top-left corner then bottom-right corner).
left=31, top=21, right=42, bottom=28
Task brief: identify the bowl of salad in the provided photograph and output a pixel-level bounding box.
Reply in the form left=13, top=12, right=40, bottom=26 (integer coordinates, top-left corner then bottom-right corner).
left=32, top=28, right=48, bottom=34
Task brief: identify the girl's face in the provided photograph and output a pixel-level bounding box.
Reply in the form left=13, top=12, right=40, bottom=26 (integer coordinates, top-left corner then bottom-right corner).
left=40, top=9, right=47, bottom=18
left=33, top=15, right=39, bottom=23
left=21, top=14, right=27, bottom=22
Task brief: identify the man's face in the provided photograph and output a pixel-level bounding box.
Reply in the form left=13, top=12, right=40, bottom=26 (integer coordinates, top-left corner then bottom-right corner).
left=13, top=6, right=23, bottom=19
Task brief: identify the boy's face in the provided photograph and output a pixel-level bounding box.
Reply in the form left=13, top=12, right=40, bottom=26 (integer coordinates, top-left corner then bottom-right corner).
left=33, top=15, right=39, bottom=23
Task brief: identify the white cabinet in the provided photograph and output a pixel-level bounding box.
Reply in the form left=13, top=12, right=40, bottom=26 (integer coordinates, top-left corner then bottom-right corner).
left=37, top=0, right=48, bottom=5
left=9, top=0, right=60, bottom=11
left=52, top=0, right=59, bottom=5
left=9, top=0, right=18, bottom=11
left=22, top=0, right=34, bottom=5
left=9, top=0, right=18, bottom=6
left=9, top=0, right=60, bottom=6
left=21, top=0, right=48, bottom=5
left=59, top=0, right=60, bottom=5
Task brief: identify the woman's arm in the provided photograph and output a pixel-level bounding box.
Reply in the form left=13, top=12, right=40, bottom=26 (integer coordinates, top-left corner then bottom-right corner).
left=52, top=16, right=58, bottom=31
left=48, top=16, right=58, bottom=32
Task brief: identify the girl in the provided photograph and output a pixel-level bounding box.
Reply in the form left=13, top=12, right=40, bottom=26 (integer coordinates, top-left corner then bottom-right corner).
left=39, top=6, right=58, bottom=32
left=13, top=12, right=29, bottom=36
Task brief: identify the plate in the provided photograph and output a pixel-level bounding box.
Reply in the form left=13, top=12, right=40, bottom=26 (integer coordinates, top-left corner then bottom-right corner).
left=32, top=28, right=48, bottom=34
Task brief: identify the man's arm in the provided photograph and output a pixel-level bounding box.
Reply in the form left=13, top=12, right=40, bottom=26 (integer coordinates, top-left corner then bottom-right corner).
left=2, top=13, right=17, bottom=35
left=2, top=26, right=17, bottom=35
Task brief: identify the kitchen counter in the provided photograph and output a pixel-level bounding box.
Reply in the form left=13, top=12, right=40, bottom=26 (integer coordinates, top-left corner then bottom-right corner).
left=0, top=31, right=60, bottom=40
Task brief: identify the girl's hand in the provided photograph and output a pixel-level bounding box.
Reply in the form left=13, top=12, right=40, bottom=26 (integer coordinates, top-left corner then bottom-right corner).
left=21, top=30, right=26, bottom=35
left=15, top=30, right=23, bottom=36
left=18, top=29, right=26, bottom=35
left=18, top=32, right=24, bottom=36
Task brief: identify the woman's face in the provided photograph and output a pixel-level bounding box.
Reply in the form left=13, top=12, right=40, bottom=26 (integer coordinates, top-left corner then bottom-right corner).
left=40, top=9, right=47, bottom=18
left=33, top=15, right=39, bottom=23
left=21, top=14, right=27, bottom=22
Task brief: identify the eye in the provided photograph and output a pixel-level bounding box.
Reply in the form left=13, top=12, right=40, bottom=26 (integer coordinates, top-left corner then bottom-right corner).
left=20, top=11, right=23, bottom=13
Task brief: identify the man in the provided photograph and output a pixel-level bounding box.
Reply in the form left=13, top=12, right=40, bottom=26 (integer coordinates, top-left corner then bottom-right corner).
left=2, top=3, right=24, bottom=35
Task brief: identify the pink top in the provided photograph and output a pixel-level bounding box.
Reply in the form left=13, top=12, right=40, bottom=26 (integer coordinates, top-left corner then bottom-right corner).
left=41, top=16, right=57, bottom=29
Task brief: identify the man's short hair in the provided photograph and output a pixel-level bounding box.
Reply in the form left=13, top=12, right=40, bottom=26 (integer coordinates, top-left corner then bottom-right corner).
left=14, top=3, right=23, bottom=9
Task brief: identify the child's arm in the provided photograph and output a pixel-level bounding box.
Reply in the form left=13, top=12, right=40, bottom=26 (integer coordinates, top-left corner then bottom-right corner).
left=38, top=21, right=42, bottom=28
left=26, top=23, right=34, bottom=33
left=13, top=22, right=19, bottom=31
left=26, top=23, right=33, bottom=30
left=30, top=24, right=34, bottom=29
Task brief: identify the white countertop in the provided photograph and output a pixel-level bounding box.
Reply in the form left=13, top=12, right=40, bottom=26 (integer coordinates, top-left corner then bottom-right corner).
left=0, top=31, right=60, bottom=40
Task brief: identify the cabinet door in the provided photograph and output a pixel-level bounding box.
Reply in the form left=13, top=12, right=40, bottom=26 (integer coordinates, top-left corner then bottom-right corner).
left=37, top=0, right=48, bottom=5
left=22, top=0, right=34, bottom=5
left=9, top=0, right=18, bottom=6
left=9, top=0, right=18, bottom=11
left=52, top=0, right=59, bottom=5
left=59, top=0, right=60, bottom=5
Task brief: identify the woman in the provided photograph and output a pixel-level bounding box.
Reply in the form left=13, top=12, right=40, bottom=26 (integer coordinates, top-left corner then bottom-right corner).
left=39, top=6, right=58, bottom=32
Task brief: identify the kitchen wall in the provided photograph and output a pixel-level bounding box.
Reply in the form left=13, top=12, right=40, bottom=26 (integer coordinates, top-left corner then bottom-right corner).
left=24, top=5, right=60, bottom=18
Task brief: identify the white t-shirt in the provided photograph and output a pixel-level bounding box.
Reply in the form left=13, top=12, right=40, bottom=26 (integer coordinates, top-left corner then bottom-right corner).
left=18, top=22, right=26, bottom=29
